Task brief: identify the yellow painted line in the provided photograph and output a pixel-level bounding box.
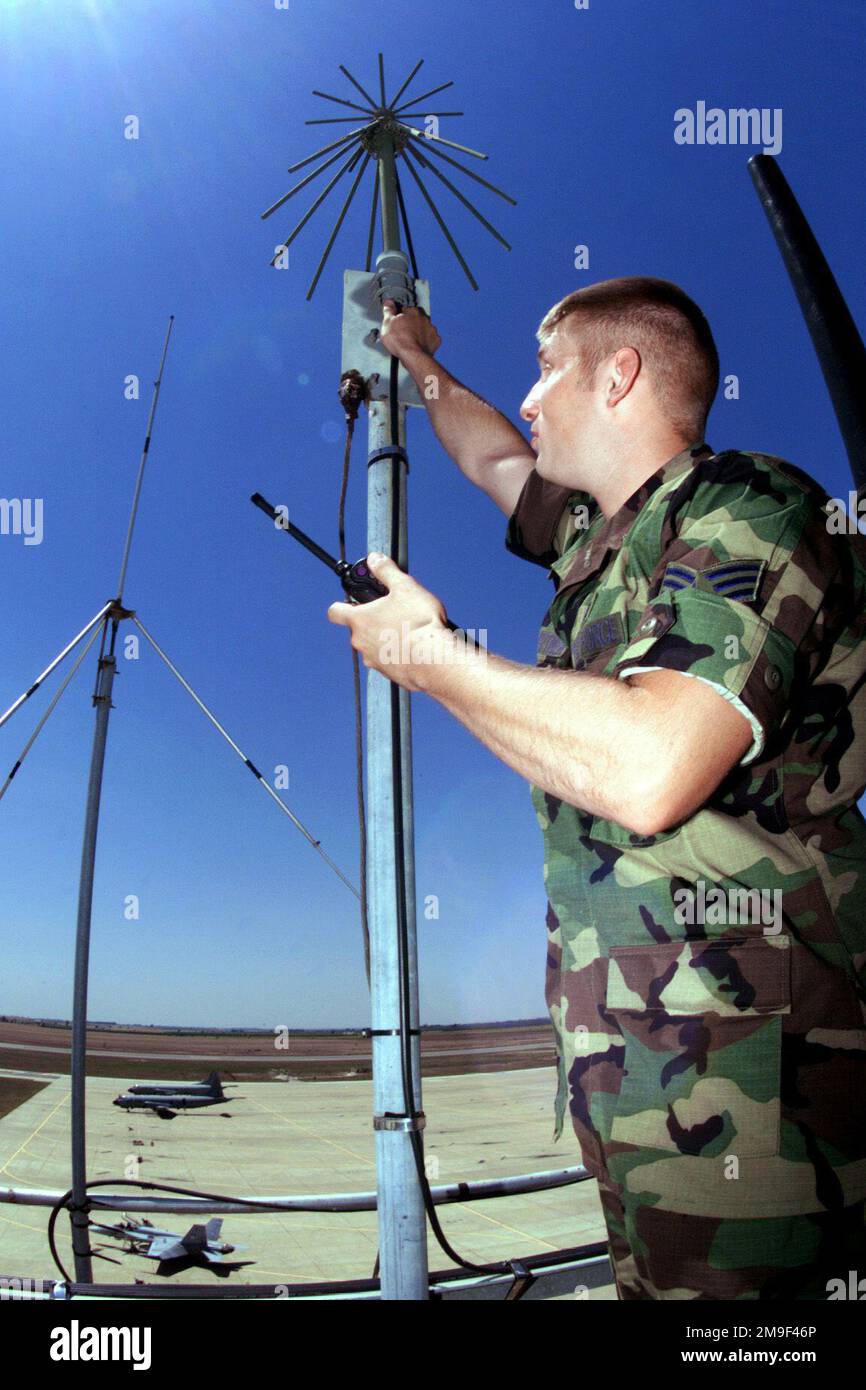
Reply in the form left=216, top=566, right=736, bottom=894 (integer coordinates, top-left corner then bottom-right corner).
left=0, top=1089, right=70, bottom=1182
left=208, top=1096, right=557, bottom=1253
left=431, top=1200, right=560, bottom=1252
left=242, top=1093, right=375, bottom=1169
left=0, top=1208, right=48, bottom=1235
left=0, top=1084, right=560, bottom=1275
left=243, top=1264, right=357, bottom=1284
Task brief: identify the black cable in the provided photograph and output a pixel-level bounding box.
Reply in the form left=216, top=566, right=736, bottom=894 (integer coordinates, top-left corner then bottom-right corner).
left=338, top=410, right=371, bottom=988
left=394, top=164, right=420, bottom=281
left=47, top=1177, right=308, bottom=1285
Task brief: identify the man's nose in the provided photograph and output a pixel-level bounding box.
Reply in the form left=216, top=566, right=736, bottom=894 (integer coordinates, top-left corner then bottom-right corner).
left=519, top=389, right=540, bottom=423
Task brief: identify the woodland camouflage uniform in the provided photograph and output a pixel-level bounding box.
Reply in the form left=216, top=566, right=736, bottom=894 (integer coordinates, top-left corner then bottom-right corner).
left=505, top=441, right=866, bottom=1298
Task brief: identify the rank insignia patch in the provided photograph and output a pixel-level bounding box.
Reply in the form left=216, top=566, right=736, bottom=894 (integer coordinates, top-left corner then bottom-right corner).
left=661, top=558, right=766, bottom=603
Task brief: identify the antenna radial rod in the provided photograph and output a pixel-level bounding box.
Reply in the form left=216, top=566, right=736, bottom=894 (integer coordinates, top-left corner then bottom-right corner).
left=286, top=121, right=378, bottom=176
left=402, top=142, right=511, bottom=249
left=387, top=58, right=425, bottom=110
left=407, top=135, right=517, bottom=204
left=270, top=145, right=365, bottom=266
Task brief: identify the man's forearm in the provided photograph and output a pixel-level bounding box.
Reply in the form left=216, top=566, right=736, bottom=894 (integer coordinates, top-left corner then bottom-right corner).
left=415, top=635, right=665, bottom=835
left=400, top=349, right=532, bottom=481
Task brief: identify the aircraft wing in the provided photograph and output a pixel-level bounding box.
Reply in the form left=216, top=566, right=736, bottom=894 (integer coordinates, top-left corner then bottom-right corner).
left=145, top=1235, right=187, bottom=1261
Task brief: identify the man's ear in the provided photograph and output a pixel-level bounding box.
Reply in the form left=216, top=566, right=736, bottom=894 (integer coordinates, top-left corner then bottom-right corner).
left=607, top=346, right=641, bottom=406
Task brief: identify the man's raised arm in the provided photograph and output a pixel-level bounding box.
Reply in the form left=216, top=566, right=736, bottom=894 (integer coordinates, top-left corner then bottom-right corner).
left=379, top=299, right=534, bottom=517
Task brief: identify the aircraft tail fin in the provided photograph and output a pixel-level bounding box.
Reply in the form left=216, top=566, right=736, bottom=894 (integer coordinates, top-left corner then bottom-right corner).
left=184, top=1224, right=208, bottom=1250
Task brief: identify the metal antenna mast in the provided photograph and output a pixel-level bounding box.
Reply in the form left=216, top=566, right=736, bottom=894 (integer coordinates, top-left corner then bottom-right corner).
left=68, top=319, right=173, bottom=1283
left=261, top=55, right=514, bottom=1299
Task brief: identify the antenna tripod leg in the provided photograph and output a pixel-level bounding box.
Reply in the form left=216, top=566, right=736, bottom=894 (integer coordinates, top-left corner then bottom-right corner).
left=0, top=600, right=114, bottom=733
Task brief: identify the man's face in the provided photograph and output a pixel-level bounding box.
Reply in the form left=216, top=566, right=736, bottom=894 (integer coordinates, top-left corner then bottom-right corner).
left=519, top=323, right=597, bottom=488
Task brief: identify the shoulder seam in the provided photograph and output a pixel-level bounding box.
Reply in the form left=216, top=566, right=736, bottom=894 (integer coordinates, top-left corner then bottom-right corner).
left=708, top=450, right=826, bottom=501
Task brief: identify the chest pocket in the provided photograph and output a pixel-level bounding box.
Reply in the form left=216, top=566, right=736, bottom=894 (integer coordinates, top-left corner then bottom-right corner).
left=558, top=540, right=640, bottom=673
left=542, top=549, right=617, bottom=669
left=571, top=610, right=627, bottom=670
left=537, top=584, right=597, bottom=667
left=540, top=521, right=616, bottom=665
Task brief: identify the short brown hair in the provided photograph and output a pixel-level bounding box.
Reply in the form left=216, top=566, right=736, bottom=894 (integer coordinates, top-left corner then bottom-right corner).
left=537, top=276, right=719, bottom=440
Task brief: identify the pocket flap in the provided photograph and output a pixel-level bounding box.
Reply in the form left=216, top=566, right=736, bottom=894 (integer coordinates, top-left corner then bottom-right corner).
left=606, top=936, right=791, bottom=1017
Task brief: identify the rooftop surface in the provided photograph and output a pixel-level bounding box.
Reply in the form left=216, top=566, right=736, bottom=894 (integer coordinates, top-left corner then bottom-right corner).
left=0, top=1067, right=614, bottom=1300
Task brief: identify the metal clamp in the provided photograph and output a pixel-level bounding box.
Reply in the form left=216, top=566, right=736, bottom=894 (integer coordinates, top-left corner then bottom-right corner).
left=367, top=445, right=409, bottom=470
left=373, top=252, right=415, bottom=312
left=106, top=600, right=136, bottom=623
left=373, top=1111, right=426, bottom=1133
left=364, top=1027, right=420, bottom=1037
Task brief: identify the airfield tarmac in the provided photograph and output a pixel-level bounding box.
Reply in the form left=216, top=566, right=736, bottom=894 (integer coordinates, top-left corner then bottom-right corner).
left=0, top=1067, right=615, bottom=1299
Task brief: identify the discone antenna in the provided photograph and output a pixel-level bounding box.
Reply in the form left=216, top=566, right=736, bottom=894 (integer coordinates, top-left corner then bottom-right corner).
left=261, top=55, right=516, bottom=297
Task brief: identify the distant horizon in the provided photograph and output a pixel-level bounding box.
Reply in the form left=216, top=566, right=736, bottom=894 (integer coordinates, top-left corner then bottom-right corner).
left=0, top=1014, right=550, bottom=1035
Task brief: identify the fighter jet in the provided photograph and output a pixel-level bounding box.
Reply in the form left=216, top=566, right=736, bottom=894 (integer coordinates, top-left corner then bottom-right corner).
left=126, top=1072, right=226, bottom=1097
left=91, top=1217, right=253, bottom=1277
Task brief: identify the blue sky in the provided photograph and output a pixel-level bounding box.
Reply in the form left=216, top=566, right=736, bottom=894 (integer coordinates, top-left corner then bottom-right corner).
left=1, top=0, right=863, bottom=1027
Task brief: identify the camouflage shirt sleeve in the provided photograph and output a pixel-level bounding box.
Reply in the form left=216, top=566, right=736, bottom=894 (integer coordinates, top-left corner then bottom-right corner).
left=504, top=467, right=594, bottom=567
left=607, top=454, right=843, bottom=767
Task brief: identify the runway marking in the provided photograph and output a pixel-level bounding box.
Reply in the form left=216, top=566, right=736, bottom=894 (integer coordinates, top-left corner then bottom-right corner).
left=0, top=1088, right=70, bottom=1184
left=0, top=1208, right=47, bottom=1235
left=243, top=1092, right=375, bottom=1169
left=232, top=1098, right=559, bottom=1257
left=0, top=1081, right=565, bottom=1279
left=450, top=1199, right=560, bottom=1252
left=233, top=1097, right=559, bottom=1253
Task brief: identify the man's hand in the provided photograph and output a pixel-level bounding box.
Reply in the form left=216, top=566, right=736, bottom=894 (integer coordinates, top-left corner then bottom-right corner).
left=327, top=552, right=454, bottom=692
left=379, top=299, right=442, bottom=363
